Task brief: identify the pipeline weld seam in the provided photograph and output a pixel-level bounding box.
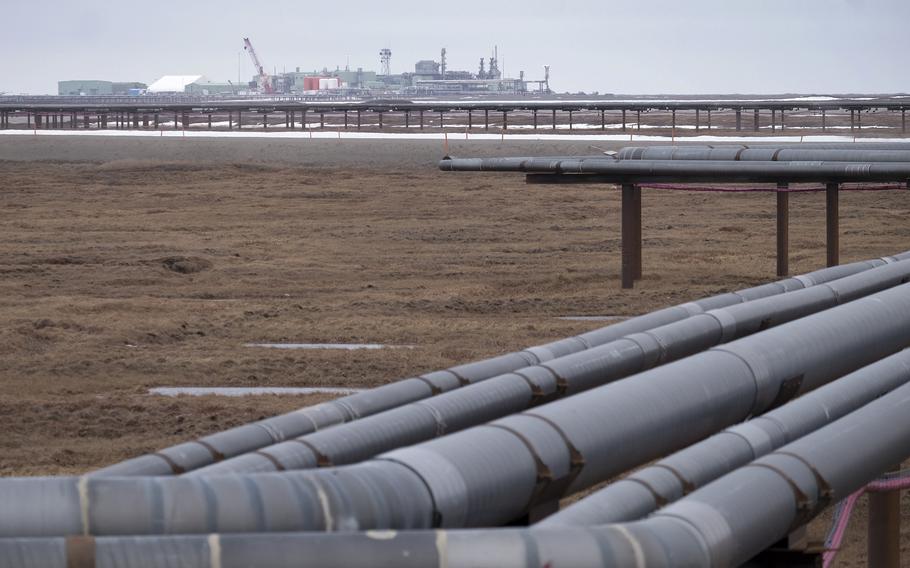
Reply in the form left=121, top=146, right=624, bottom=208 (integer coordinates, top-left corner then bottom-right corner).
left=208, top=533, right=222, bottom=568
left=608, top=524, right=646, bottom=568
left=151, top=452, right=185, bottom=475
left=194, top=440, right=226, bottom=463
left=293, top=409, right=321, bottom=433
left=414, top=402, right=447, bottom=437
left=711, top=347, right=761, bottom=416
left=77, top=476, right=90, bottom=536
left=621, top=477, right=668, bottom=507
left=253, top=450, right=287, bottom=471
left=290, top=438, right=332, bottom=467
left=310, top=476, right=334, bottom=531
left=252, top=421, right=283, bottom=443
left=414, top=375, right=443, bottom=395
left=435, top=530, right=448, bottom=568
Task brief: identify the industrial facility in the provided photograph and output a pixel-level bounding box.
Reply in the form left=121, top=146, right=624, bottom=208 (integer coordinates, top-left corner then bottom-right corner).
left=56, top=40, right=550, bottom=99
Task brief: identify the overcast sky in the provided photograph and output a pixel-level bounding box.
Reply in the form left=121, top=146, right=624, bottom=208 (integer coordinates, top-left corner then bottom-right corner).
left=3, top=0, right=908, bottom=95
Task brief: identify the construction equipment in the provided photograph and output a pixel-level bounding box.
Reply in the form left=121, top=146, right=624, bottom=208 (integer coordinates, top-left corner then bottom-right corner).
left=242, top=37, right=273, bottom=94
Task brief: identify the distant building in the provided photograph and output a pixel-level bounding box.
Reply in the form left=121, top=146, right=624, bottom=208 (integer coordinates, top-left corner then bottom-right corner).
left=147, top=75, right=205, bottom=94
left=58, top=80, right=147, bottom=96
left=184, top=80, right=236, bottom=96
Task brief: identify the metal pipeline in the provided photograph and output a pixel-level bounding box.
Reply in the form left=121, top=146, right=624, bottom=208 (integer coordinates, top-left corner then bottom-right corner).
left=5, top=374, right=910, bottom=567
left=439, top=157, right=910, bottom=184
left=187, top=257, right=910, bottom=476
left=540, top=348, right=910, bottom=527
left=3, top=282, right=910, bottom=538
left=615, top=142, right=910, bottom=160
left=616, top=146, right=910, bottom=162
left=93, top=256, right=890, bottom=478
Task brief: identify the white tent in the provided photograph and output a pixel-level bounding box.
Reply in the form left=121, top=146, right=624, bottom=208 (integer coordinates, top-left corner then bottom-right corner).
left=147, top=75, right=204, bottom=93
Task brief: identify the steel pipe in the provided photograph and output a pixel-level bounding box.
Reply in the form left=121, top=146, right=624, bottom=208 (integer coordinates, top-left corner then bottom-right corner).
left=616, top=146, right=910, bottom=162
left=4, top=281, right=910, bottom=537
left=9, top=369, right=908, bottom=567
left=188, top=257, right=910, bottom=477
left=440, top=157, right=910, bottom=184
left=96, top=255, right=887, bottom=478
left=541, top=348, right=910, bottom=527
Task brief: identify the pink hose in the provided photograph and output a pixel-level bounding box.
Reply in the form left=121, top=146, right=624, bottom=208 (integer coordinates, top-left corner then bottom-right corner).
left=822, top=473, right=910, bottom=568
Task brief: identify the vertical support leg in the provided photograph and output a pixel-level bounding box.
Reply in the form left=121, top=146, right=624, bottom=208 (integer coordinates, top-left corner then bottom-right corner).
left=469, top=110, right=474, bottom=130
left=263, top=113, right=268, bottom=129
left=858, top=110, right=862, bottom=130
left=568, top=110, right=573, bottom=130
left=483, top=109, right=488, bottom=130
left=633, top=186, right=642, bottom=280
left=771, top=109, right=776, bottom=132
left=405, top=110, right=409, bottom=129
left=208, top=114, right=212, bottom=129
left=27, top=111, right=31, bottom=129
left=532, top=109, right=537, bottom=130
left=174, top=111, right=178, bottom=130
left=637, top=109, right=641, bottom=131
left=301, top=110, right=307, bottom=130
left=671, top=109, right=676, bottom=131
left=358, top=110, right=362, bottom=130
left=695, top=109, right=700, bottom=131
left=822, top=109, right=826, bottom=131
left=552, top=109, right=556, bottom=130
left=228, top=111, right=232, bottom=130
left=377, top=112, right=382, bottom=130
left=780, top=109, right=785, bottom=130
left=321, top=112, right=325, bottom=129
left=868, top=488, right=901, bottom=568
left=903, top=109, right=906, bottom=133
left=826, top=182, right=839, bottom=267
left=418, top=110, right=424, bottom=130
left=735, top=109, right=742, bottom=131
left=707, top=109, right=711, bottom=130
left=754, top=109, right=760, bottom=131
left=439, top=111, right=444, bottom=129
left=851, top=109, right=855, bottom=131
left=601, top=109, right=605, bottom=131
left=344, top=110, right=348, bottom=129
left=142, top=114, right=148, bottom=128
left=621, top=109, right=626, bottom=132
left=502, top=111, right=507, bottom=130
left=776, top=183, right=789, bottom=277
left=621, top=183, right=637, bottom=289
left=237, top=111, right=242, bottom=129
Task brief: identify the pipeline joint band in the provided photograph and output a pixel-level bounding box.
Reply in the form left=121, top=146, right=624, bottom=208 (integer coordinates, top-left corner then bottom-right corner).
left=650, top=463, right=697, bottom=495
left=484, top=424, right=555, bottom=512
left=194, top=440, right=226, bottom=463
left=745, top=462, right=814, bottom=529
left=773, top=450, right=834, bottom=512
left=253, top=450, right=286, bottom=471
left=291, top=438, right=333, bottom=467
left=414, top=375, right=443, bottom=395
left=152, top=452, right=186, bottom=475
left=623, top=477, right=669, bottom=507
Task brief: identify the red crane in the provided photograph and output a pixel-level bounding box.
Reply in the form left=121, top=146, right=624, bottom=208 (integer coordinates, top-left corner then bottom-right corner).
left=242, top=37, right=274, bottom=94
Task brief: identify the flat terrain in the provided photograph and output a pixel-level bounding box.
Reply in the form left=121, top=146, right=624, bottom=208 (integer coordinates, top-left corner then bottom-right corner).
left=0, top=135, right=908, bottom=564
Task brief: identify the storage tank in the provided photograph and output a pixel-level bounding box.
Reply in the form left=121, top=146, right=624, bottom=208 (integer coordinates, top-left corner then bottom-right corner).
left=303, top=77, right=320, bottom=91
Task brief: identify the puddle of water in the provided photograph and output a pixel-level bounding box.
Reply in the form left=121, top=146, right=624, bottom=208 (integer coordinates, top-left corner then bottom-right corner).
left=149, top=387, right=363, bottom=397
left=245, top=343, right=414, bottom=350
left=556, top=316, right=629, bottom=322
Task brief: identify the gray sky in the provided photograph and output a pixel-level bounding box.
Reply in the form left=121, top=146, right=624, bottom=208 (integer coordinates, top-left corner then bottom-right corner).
left=3, top=0, right=908, bottom=95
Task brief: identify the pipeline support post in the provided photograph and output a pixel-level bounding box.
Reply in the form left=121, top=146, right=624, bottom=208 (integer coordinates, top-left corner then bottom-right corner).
left=868, top=480, right=901, bottom=568
left=826, top=183, right=839, bottom=267
left=621, top=183, right=641, bottom=289
left=777, top=183, right=789, bottom=277
left=735, top=109, right=742, bottom=131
